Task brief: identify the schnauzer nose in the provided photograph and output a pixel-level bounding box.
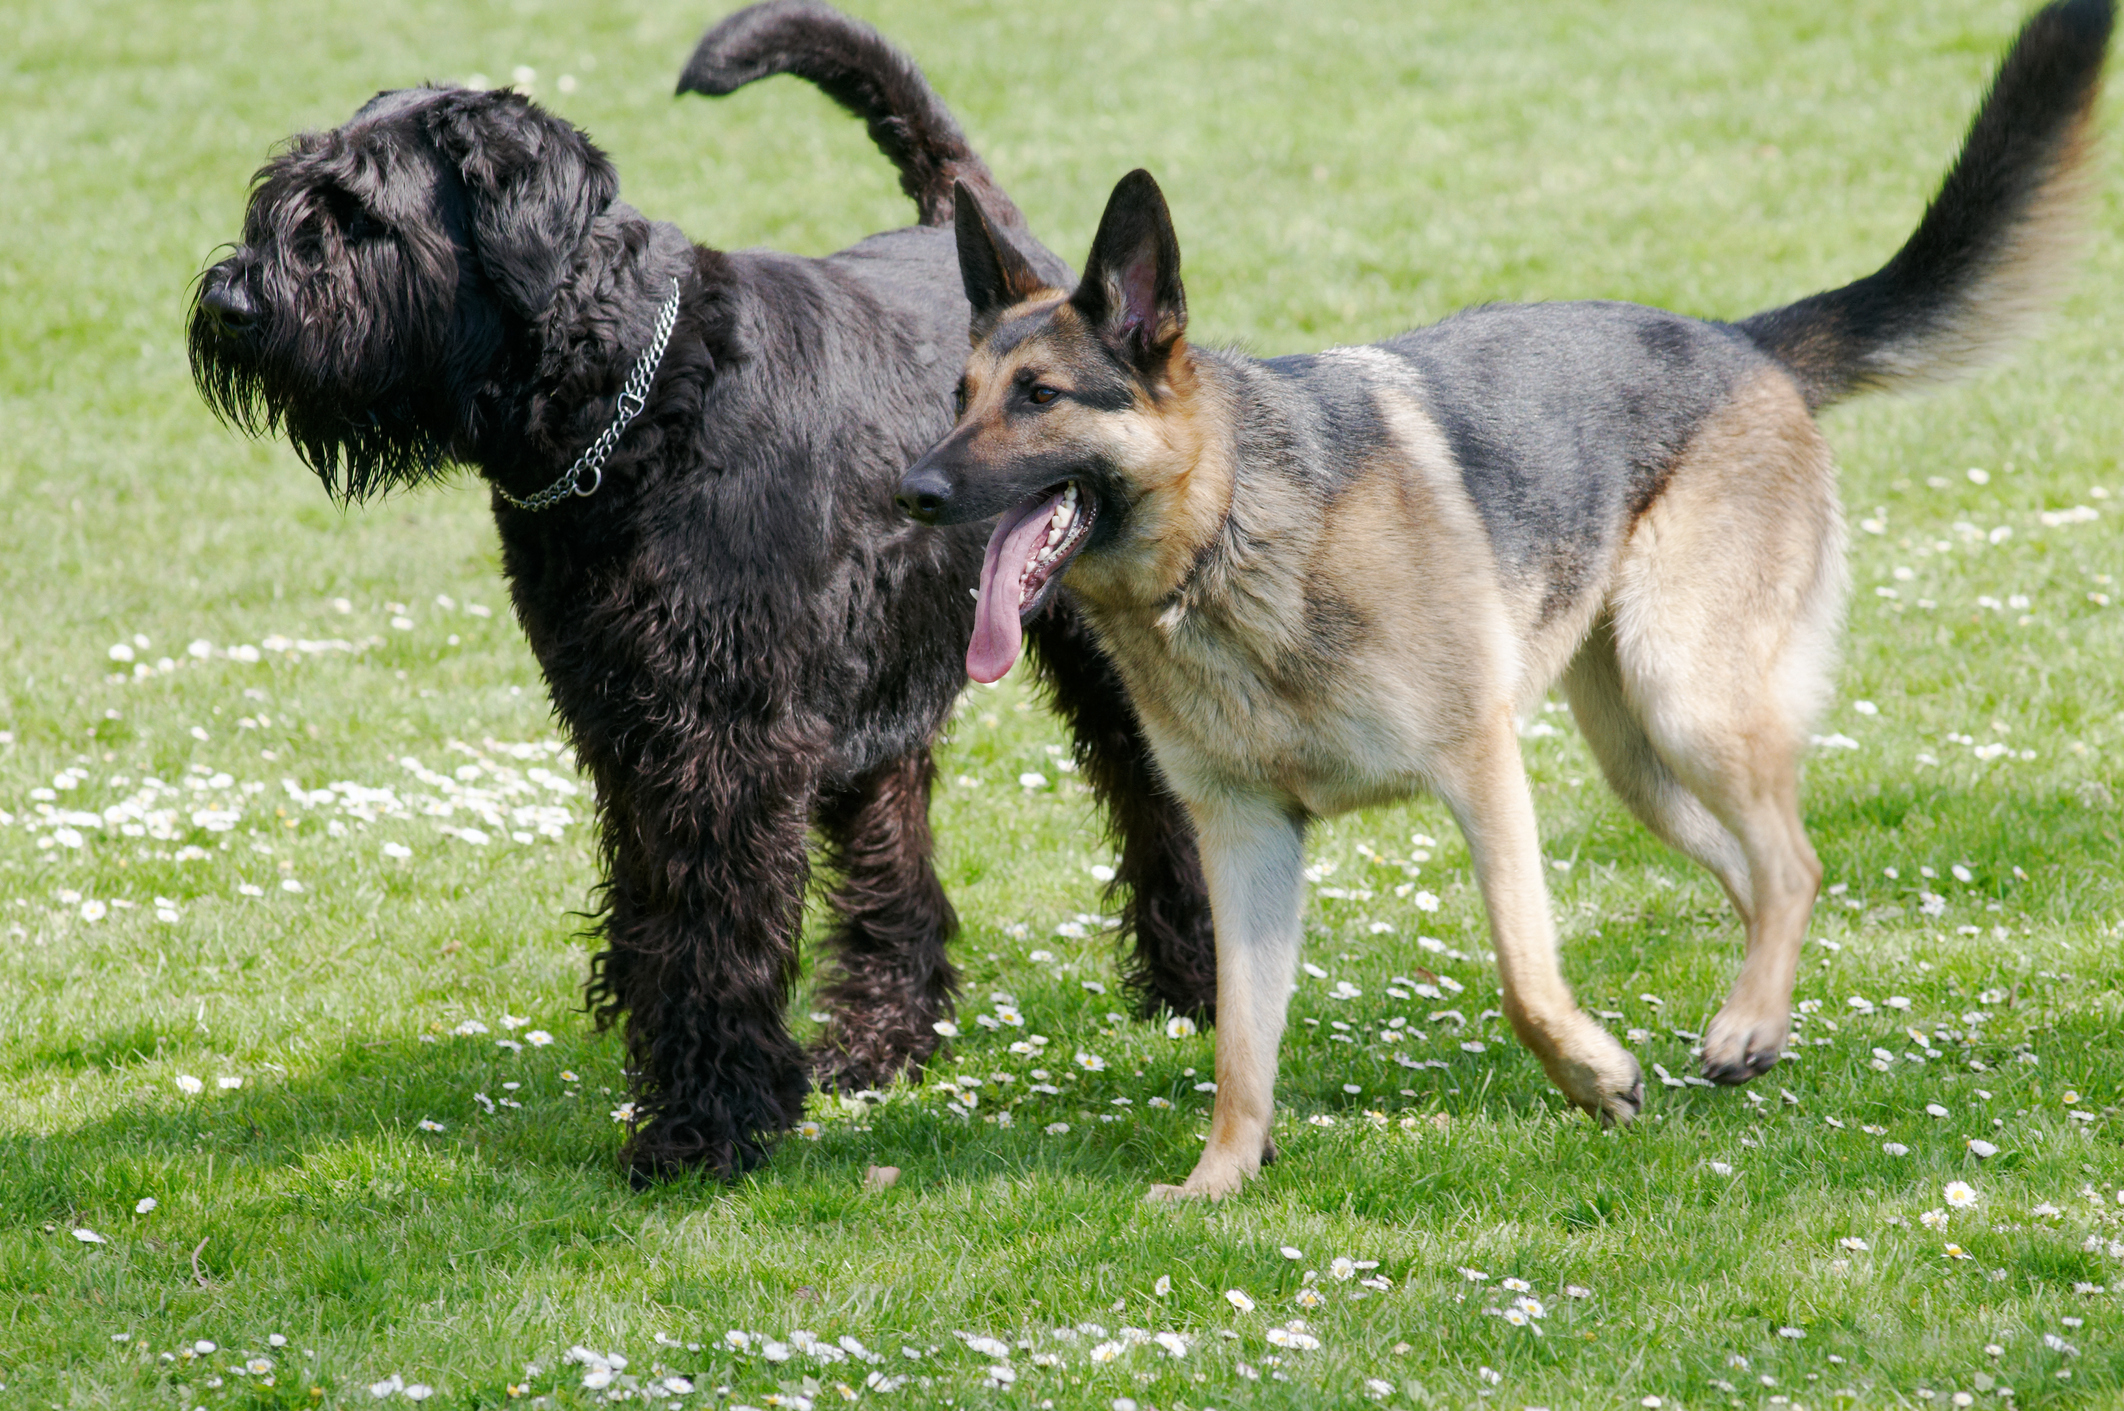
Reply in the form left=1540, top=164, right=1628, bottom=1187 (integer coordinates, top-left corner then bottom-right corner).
left=201, top=274, right=259, bottom=332
left=895, top=465, right=955, bottom=523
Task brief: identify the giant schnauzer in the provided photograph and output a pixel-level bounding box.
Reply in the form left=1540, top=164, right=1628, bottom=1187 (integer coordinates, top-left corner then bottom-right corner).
left=188, top=0, right=1215, bottom=1179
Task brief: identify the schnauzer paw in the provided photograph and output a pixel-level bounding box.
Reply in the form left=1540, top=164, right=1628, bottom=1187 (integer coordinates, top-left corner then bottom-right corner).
left=809, top=1040, right=928, bottom=1095
left=1700, top=1004, right=1789, bottom=1085
left=623, top=1121, right=759, bottom=1187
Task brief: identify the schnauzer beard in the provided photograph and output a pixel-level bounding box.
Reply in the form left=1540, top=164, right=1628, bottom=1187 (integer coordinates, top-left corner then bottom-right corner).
left=187, top=160, right=500, bottom=504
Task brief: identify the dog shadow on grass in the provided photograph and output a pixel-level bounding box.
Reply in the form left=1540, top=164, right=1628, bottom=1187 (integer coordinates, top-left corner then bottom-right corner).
left=4, top=780, right=2114, bottom=1289
left=3, top=1007, right=1592, bottom=1279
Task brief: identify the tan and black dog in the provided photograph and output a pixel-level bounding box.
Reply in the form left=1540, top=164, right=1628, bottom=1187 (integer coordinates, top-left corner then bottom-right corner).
left=898, top=0, right=2111, bottom=1200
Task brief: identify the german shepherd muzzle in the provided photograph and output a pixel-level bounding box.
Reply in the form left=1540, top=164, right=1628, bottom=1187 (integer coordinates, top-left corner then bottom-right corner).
left=901, top=0, right=2111, bottom=1199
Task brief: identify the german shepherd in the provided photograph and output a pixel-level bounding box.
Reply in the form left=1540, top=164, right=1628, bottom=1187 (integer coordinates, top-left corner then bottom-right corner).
left=899, top=0, right=2111, bottom=1200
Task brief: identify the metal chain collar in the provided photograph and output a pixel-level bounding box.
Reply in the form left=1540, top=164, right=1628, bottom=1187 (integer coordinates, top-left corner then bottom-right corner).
left=499, top=278, right=684, bottom=511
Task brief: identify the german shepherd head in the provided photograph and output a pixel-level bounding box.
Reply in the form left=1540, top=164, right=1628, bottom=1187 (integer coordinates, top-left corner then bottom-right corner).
left=897, top=170, right=1201, bottom=683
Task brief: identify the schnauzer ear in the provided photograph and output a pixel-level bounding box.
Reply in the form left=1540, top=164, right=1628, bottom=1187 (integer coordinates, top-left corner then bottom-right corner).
left=1070, top=169, right=1187, bottom=374
left=426, top=93, right=620, bottom=321
left=953, top=180, right=1050, bottom=340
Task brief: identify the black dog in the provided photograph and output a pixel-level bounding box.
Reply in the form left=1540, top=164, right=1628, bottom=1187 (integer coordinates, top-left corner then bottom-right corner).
left=188, top=0, right=1214, bottom=1179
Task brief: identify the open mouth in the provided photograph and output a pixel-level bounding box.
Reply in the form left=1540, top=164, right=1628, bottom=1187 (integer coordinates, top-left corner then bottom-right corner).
left=967, top=480, right=1095, bottom=683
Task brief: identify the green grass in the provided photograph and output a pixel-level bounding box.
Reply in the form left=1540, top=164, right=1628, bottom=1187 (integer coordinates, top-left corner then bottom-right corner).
left=2, top=0, right=2121, bottom=1406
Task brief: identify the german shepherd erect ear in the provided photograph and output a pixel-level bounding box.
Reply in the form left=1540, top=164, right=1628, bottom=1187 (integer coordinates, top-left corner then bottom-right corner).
left=953, top=179, right=1048, bottom=340
left=1071, top=168, right=1187, bottom=373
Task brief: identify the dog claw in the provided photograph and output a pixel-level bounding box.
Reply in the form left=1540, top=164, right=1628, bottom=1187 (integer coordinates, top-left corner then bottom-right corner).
left=1597, top=1079, right=1645, bottom=1127
left=1701, top=1009, right=1789, bottom=1086
left=1701, top=1048, right=1782, bottom=1085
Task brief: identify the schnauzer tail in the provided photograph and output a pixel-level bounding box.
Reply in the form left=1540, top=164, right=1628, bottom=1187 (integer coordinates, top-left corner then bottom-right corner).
left=1739, top=0, right=2112, bottom=411
left=678, top=0, right=1025, bottom=230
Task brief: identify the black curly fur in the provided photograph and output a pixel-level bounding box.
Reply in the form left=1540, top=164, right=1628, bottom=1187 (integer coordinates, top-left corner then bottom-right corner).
left=1023, top=606, right=1218, bottom=1023
left=186, top=5, right=1212, bottom=1180
left=677, top=0, right=1024, bottom=230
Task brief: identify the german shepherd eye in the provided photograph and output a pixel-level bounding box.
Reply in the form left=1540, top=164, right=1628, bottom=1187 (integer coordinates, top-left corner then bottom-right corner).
left=952, top=382, right=968, bottom=418
left=1027, top=385, right=1058, bottom=406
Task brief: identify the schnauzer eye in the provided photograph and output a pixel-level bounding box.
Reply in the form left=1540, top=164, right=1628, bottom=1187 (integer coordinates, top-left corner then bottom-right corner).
left=1027, top=385, right=1059, bottom=406
left=345, top=214, right=386, bottom=242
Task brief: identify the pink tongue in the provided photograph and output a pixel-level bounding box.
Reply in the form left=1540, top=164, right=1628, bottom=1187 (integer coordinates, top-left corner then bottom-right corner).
left=968, top=489, right=1066, bottom=683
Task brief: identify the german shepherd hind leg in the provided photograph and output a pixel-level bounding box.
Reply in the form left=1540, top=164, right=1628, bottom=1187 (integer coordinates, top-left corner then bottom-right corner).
left=1597, top=371, right=1843, bottom=1079
left=1573, top=372, right=1845, bottom=1082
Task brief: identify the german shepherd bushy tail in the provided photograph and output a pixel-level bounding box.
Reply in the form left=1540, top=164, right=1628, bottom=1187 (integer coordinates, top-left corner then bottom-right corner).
left=678, top=0, right=1026, bottom=231
left=1741, top=0, right=2112, bottom=410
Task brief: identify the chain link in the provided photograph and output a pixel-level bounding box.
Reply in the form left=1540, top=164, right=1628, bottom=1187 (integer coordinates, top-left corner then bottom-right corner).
left=499, top=278, right=684, bottom=512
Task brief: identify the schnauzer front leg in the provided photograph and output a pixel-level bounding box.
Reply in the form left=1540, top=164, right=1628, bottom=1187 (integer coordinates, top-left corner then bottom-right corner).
left=1436, top=715, right=1643, bottom=1125
left=1146, top=794, right=1304, bottom=1203
left=809, top=750, right=960, bottom=1092
left=590, top=771, right=816, bottom=1182
left=1025, top=600, right=1217, bottom=1022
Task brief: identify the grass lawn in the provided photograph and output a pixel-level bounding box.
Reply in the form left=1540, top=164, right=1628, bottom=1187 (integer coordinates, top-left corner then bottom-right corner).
left=3, top=0, right=2122, bottom=1406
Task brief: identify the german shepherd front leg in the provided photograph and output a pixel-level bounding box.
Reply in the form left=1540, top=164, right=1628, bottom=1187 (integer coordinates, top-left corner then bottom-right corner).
left=1439, top=714, right=1644, bottom=1125
left=1146, top=794, right=1305, bottom=1202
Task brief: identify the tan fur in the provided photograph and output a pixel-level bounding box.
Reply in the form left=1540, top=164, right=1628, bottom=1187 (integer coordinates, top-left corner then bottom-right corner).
left=1577, top=371, right=1842, bottom=1076
left=915, top=2, right=2105, bottom=1201
left=1018, top=354, right=1845, bottom=1202
left=929, top=236, right=1851, bottom=1200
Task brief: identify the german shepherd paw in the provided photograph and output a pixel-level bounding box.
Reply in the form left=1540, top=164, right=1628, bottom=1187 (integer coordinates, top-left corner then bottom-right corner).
left=1145, top=1141, right=1269, bottom=1202
left=1144, top=1175, right=1239, bottom=1204
left=1540, top=1027, right=1644, bottom=1126
left=1700, top=1006, right=1788, bottom=1085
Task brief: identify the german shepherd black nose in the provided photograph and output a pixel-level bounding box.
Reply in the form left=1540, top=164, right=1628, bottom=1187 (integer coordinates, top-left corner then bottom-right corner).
left=894, top=463, right=954, bottom=523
